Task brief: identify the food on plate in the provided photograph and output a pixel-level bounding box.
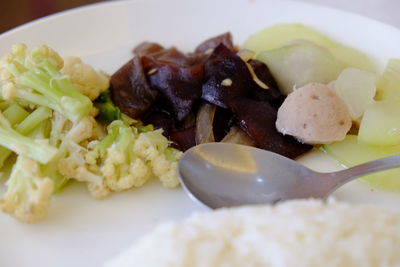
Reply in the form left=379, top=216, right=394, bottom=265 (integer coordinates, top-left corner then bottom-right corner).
left=1, top=22, right=400, bottom=222
left=243, top=23, right=375, bottom=72
left=109, top=33, right=311, bottom=158
left=104, top=199, right=400, bottom=267
left=0, top=44, right=181, bottom=222
left=334, top=67, right=376, bottom=121
left=276, top=82, right=352, bottom=144
left=358, top=98, right=400, bottom=146
left=324, top=135, right=400, bottom=190
left=257, top=41, right=343, bottom=95
left=62, top=56, right=110, bottom=101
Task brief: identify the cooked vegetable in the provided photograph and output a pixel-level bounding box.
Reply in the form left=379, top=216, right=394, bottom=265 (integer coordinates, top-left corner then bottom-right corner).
left=324, top=135, right=400, bottom=191
left=0, top=44, right=93, bottom=123
left=0, top=156, right=54, bottom=223
left=96, top=120, right=151, bottom=191
left=195, top=103, right=216, bottom=144
left=143, top=55, right=204, bottom=121
left=95, top=91, right=122, bottom=123
left=0, top=106, right=52, bottom=168
left=334, top=68, right=376, bottom=121
left=247, top=59, right=284, bottom=108
left=0, top=111, right=56, bottom=164
left=110, top=57, right=159, bottom=119
left=243, top=23, right=375, bottom=72
left=202, top=44, right=253, bottom=108
left=376, top=59, right=400, bottom=100
left=358, top=99, right=400, bottom=146
left=230, top=98, right=312, bottom=158
left=221, top=125, right=255, bottom=146
left=258, top=41, right=343, bottom=95
left=109, top=33, right=312, bottom=160
left=62, top=56, right=109, bottom=101
left=0, top=43, right=183, bottom=223
left=195, top=32, right=234, bottom=54
left=59, top=120, right=182, bottom=197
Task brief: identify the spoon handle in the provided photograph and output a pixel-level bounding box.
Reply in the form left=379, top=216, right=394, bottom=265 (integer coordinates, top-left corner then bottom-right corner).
left=328, top=154, right=400, bottom=189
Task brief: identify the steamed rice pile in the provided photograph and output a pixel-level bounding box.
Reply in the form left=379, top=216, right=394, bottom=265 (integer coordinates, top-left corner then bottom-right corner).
left=105, top=199, right=400, bottom=267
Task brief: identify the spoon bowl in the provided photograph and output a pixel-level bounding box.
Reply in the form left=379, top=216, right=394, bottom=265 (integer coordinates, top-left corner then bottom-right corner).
left=178, top=143, right=400, bottom=209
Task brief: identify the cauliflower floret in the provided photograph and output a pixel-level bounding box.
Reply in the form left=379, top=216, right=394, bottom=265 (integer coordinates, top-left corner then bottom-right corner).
left=134, top=129, right=182, bottom=188
left=151, top=150, right=182, bottom=188
left=99, top=121, right=151, bottom=192
left=62, top=56, right=109, bottom=101
left=65, top=115, right=97, bottom=144
left=58, top=141, right=110, bottom=199
left=133, top=129, right=169, bottom=161
left=0, top=156, right=54, bottom=223
left=102, top=147, right=151, bottom=191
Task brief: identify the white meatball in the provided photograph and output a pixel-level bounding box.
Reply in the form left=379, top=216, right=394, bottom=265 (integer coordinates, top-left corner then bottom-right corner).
left=276, top=82, right=351, bottom=144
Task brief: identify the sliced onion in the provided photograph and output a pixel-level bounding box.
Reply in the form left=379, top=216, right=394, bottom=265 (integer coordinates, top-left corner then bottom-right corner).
left=195, top=103, right=216, bottom=144
left=221, top=125, right=256, bottom=146
left=237, top=49, right=256, bottom=62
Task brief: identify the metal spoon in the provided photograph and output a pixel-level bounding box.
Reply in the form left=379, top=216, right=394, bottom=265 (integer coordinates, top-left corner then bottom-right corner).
left=178, top=142, right=400, bottom=209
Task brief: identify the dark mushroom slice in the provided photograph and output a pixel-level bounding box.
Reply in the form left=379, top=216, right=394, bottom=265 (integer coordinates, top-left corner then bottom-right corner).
left=133, top=42, right=164, bottom=56
left=202, top=44, right=253, bottom=108
left=142, top=56, right=204, bottom=121
left=248, top=59, right=285, bottom=108
left=195, top=32, right=234, bottom=55
left=169, top=126, right=197, bottom=151
left=212, top=106, right=234, bottom=142
left=110, top=57, right=158, bottom=119
left=143, top=108, right=173, bottom=137
left=230, top=98, right=312, bottom=159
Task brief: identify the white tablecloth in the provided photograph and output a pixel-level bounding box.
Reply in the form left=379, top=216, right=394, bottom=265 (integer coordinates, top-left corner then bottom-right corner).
left=295, top=0, right=400, bottom=28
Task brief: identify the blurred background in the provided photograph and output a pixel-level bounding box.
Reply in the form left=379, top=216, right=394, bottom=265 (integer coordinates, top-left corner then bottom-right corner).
left=0, top=0, right=106, bottom=33
left=1, top=0, right=400, bottom=34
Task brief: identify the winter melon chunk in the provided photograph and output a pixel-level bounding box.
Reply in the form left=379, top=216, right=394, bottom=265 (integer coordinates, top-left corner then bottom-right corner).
left=358, top=99, right=400, bottom=146
left=258, top=42, right=343, bottom=95
left=323, top=135, right=400, bottom=191
left=376, top=59, right=400, bottom=100
left=244, top=23, right=376, bottom=72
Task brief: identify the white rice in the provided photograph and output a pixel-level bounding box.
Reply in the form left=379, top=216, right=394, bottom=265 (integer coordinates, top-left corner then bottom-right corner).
left=105, top=199, right=400, bottom=267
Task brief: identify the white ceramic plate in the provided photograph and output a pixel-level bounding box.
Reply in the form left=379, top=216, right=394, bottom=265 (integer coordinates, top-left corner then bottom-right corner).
left=1, top=0, right=400, bottom=266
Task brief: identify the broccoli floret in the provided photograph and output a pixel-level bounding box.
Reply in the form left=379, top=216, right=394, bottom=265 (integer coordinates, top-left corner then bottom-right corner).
left=0, top=44, right=93, bottom=123
left=0, top=156, right=54, bottom=223
left=94, top=91, right=122, bottom=124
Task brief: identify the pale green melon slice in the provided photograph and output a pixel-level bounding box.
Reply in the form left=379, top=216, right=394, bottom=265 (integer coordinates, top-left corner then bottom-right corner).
left=243, top=23, right=376, bottom=72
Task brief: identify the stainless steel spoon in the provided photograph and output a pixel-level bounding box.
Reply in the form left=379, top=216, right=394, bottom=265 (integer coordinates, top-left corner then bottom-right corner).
left=178, top=142, right=400, bottom=209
